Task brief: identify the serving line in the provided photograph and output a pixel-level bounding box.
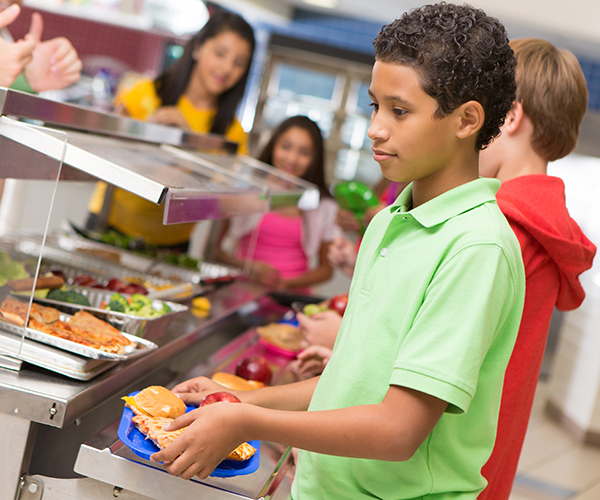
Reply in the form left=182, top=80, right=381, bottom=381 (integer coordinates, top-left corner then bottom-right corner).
left=0, top=281, right=294, bottom=500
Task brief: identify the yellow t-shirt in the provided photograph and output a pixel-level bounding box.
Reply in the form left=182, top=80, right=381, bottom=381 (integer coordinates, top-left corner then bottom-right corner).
left=88, top=78, right=248, bottom=246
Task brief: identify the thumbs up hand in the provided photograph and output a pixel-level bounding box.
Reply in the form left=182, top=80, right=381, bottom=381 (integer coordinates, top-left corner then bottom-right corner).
left=23, top=12, right=82, bottom=92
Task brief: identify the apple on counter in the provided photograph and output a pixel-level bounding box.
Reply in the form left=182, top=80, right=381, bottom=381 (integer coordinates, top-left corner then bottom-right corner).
left=200, top=391, right=242, bottom=407
left=301, top=293, right=349, bottom=317
left=235, top=356, right=273, bottom=385
left=327, top=293, right=349, bottom=316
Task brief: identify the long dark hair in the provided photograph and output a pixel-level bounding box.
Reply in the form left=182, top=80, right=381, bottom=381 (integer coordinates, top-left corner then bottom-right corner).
left=257, top=115, right=331, bottom=199
left=154, top=9, right=255, bottom=135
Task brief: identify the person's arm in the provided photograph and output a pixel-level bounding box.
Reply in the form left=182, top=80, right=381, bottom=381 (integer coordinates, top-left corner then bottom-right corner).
left=147, top=106, right=190, bottom=129
left=328, top=235, right=358, bottom=277
left=214, top=219, right=281, bottom=288
left=279, top=241, right=334, bottom=290
left=0, top=5, right=35, bottom=87
left=152, top=383, right=447, bottom=480
left=173, top=374, right=319, bottom=411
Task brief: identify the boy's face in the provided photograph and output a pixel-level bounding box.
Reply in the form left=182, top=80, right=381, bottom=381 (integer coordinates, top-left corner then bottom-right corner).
left=367, top=61, right=465, bottom=184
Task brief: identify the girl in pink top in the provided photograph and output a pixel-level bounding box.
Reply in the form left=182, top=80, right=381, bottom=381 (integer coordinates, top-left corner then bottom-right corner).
left=216, top=116, right=340, bottom=293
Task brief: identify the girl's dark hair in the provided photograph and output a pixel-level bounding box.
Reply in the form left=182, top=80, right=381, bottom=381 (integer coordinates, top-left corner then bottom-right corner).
left=257, top=115, right=331, bottom=199
left=154, top=9, right=255, bottom=135
left=373, top=2, right=516, bottom=150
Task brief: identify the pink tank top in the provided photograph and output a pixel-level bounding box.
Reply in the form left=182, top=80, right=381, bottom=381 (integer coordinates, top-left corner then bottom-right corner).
left=236, top=213, right=308, bottom=280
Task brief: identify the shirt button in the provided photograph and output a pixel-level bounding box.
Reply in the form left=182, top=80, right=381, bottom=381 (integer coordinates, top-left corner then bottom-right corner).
left=380, top=248, right=388, bottom=257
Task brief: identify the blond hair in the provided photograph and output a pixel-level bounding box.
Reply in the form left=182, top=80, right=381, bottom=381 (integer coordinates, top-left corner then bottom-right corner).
left=511, top=38, right=588, bottom=161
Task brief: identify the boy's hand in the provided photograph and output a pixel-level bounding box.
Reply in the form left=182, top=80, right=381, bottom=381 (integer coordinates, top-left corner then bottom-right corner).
left=172, top=376, right=244, bottom=406
left=296, top=310, right=341, bottom=350
left=151, top=403, right=249, bottom=480
left=327, top=236, right=357, bottom=277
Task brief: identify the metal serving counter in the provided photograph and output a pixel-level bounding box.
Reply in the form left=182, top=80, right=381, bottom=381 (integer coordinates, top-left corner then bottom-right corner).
left=0, top=86, right=310, bottom=500
left=0, top=280, right=296, bottom=500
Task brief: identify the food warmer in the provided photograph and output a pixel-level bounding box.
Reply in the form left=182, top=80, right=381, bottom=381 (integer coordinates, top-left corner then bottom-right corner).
left=0, top=87, right=313, bottom=500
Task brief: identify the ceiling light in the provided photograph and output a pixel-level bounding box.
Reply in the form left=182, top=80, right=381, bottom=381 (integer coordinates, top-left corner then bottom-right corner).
left=302, top=0, right=338, bottom=8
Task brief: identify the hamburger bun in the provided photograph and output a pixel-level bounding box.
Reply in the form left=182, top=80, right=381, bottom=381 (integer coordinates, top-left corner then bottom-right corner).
left=211, top=372, right=264, bottom=391
left=123, top=386, right=186, bottom=419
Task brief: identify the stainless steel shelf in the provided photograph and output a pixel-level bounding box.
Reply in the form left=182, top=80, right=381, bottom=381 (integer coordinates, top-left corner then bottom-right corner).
left=0, top=87, right=320, bottom=222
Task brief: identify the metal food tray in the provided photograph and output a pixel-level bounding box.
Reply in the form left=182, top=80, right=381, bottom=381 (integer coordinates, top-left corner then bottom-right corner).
left=0, top=328, right=114, bottom=380
left=54, top=232, right=239, bottom=284
left=0, top=310, right=158, bottom=360
left=34, top=287, right=188, bottom=338
left=8, top=238, right=202, bottom=301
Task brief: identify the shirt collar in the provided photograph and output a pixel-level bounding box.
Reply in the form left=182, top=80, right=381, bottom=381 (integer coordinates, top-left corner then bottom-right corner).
left=389, top=178, right=501, bottom=228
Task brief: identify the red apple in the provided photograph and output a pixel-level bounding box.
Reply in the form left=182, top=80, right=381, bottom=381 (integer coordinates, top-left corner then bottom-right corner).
left=235, top=356, right=272, bottom=385
left=105, top=278, right=125, bottom=291
left=122, top=283, right=149, bottom=295
left=328, top=294, right=349, bottom=316
left=200, top=391, right=241, bottom=407
left=71, top=274, right=97, bottom=287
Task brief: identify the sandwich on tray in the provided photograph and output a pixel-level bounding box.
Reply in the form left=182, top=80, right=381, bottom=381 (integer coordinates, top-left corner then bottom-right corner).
left=123, top=385, right=256, bottom=461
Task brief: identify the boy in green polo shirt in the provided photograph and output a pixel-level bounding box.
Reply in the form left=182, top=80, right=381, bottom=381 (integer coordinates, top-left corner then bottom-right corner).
left=154, top=4, right=525, bottom=498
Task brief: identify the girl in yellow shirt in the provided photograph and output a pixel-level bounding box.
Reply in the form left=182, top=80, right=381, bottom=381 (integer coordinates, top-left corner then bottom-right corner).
left=87, top=9, right=255, bottom=248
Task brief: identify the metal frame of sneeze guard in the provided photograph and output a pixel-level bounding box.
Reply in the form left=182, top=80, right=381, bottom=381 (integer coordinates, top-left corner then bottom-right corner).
left=0, top=87, right=282, bottom=223
left=166, top=147, right=321, bottom=211
left=0, top=118, right=68, bottom=366
left=0, top=87, right=239, bottom=154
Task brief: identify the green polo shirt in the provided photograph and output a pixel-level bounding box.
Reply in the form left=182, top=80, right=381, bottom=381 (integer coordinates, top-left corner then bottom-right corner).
left=292, top=178, right=525, bottom=499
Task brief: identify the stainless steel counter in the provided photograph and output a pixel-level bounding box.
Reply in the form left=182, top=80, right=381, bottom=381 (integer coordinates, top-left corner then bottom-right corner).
left=0, top=280, right=295, bottom=500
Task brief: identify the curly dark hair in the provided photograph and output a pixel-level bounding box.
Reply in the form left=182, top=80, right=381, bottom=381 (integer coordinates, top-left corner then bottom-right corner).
left=373, top=2, right=516, bottom=150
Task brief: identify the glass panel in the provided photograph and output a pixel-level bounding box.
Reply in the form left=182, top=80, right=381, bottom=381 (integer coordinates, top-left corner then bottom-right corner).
left=0, top=118, right=67, bottom=363
left=169, top=150, right=320, bottom=212
left=58, top=132, right=271, bottom=222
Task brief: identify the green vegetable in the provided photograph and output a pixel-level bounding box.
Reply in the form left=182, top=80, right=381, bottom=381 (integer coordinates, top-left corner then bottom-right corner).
left=164, top=252, right=199, bottom=269
left=46, top=288, right=92, bottom=306
left=129, top=294, right=152, bottom=311
left=105, top=299, right=126, bottom=313
left=105, top=293, right=129, bottom=313
left=0, top=252, right=28, bottom=286
left=102, top=292, right=171, bottom=317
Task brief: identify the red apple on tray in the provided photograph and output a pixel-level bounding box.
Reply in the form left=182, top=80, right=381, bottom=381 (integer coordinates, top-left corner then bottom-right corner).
left=235, top=356, right=272, bottom=385
left=328, top=293, right=349, bottom=316
left=200, top=391, right=242, bottom=407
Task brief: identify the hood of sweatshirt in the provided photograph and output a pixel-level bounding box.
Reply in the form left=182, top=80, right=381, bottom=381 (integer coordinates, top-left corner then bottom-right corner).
left=496, top=175, right=596, bottom=311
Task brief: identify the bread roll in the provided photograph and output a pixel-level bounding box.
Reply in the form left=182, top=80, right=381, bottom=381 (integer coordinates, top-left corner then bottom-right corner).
left=124, top=386, right=186, bottom=419
left=211, top=372, right=264, bottom=391
left=256, top=322, right=303, bottom=351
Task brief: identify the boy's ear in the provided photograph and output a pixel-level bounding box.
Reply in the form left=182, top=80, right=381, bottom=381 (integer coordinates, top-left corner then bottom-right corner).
left=503, top=101, right=524, bottom=135
left=455, top=101, right=485, bottom=141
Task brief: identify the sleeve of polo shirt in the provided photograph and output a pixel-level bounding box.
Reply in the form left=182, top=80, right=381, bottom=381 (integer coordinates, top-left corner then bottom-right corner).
left=389, top=243, right=518, bottom=414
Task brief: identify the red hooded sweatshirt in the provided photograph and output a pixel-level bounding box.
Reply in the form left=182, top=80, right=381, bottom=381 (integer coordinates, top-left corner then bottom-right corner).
left=480, top=175, right=597, bottom=499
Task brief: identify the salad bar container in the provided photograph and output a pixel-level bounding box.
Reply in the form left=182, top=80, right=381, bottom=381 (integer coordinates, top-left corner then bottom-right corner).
left=34, top=287, right=188, bottom=339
